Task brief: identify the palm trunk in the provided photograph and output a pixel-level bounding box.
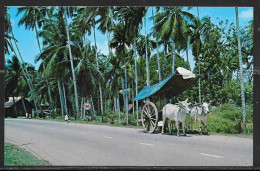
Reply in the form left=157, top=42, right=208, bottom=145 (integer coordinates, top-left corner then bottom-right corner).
left=197, top=7, right=202, bottom=104
left=64, top=12, right=80, bottom=119
left=145, top=15, right=150, bottom=86
left=83, top=98, right=86, bottom=119
left=186, top=46, right=190, bottom=70
left=117, top=92, right=121, bottom=124
left=132, top=80, right=134, bottom=115
left=97, top=90, right=100, bottom=113
left=121, top=77, right=125, bottom=113
left=35, top=24, right=53, bottom=117
left=134, top=38, right=139, bottom=126
left=104, top=94, right=107, bottom=115
left=198, top=53, right=201, bottom=104
left=12, top=96, right=18, bottom=117
left=172, top=42, right=176, bottom=73
left=108, top=7, right=113, bottom=54
left=156, top=42, right=162, bottom=82
left=21, top=97, right=27, bottom=114
left=152, top=8, right=162, bottom=82
left=235, top=7, right=247, bottom=132
left=90, top=95, right=96, bottom=119
left=107, top=11, right=112, bottom=54
left=80, top=96, right=84, bottom=119
left=93, top=20, right=104, bottom=122
left=70, top=96, right=76, bottom=119
left=125, top=67, right=128, bottom=125
left=62, top=83, right=68, bottom=116
left=57, top=80, right=65, bottom=119
left=114, top=97, right=116, bottom=113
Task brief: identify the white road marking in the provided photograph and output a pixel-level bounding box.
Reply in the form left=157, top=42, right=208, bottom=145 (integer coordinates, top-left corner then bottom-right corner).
left=104, top=136, right=112, bottom=139
left=200, top=153, right=223, bottom=159
left=140, top=143, right=153, bottom=146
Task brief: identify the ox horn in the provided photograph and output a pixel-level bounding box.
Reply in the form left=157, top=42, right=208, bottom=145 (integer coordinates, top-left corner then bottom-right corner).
left=185, top=98, right=189, bottom=102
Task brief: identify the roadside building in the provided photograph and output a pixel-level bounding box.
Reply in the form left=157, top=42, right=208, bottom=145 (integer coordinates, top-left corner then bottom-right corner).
left=5, top=97, right=34, bottom=118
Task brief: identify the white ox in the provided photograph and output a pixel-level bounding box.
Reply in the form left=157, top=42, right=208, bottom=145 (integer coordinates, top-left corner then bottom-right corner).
left=187, top=102, right=210, bottom=134
left=161, top=99, right=191, bottom=136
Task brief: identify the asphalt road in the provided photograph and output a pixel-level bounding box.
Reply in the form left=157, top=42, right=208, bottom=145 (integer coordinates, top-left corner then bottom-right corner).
left=5, top=119, right=253, bottom=166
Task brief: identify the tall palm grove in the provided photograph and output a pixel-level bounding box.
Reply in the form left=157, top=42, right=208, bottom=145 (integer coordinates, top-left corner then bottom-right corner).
left=4, top=7, right=253, bottom=133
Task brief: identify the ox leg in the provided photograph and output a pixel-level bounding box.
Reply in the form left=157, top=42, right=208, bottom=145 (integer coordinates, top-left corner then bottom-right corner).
left=161, top=116, right=166, bottom=134
left=182, top=122, right=186, bottom=136
left=199, top=121, right=202, bottom=135
left=186, top=117, right=190, bottom=132
left=176, top=120, right=180, bottom=136
left=205, top=120, right=208, bottom=134
left=168, top=120, right=172, bottom=134
left=191, top=120, right=194, bottom=132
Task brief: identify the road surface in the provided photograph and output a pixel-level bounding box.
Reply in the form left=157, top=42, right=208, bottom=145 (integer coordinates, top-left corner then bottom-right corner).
left=5, top=119, right=253, bottom=166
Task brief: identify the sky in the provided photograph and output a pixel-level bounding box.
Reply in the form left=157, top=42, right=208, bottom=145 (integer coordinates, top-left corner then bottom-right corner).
left=6, top=6, right=253, bottom=71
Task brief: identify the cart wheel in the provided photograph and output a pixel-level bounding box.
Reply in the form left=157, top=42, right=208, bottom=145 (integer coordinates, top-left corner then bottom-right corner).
left=141, top=101, right=158, bottom=133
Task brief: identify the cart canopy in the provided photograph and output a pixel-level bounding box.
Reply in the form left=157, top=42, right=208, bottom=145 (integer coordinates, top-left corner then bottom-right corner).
left=133, top=67, right=198, bottom=101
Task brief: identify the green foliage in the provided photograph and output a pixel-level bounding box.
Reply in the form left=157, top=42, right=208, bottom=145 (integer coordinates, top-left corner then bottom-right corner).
left=222, top=80, right=253, bottom=106
left=107, top=111, right=117, bottom=124
left=207, top=104, right=253, bottom=134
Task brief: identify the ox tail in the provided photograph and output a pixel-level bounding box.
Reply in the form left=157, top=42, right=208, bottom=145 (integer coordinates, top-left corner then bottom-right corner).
left=162, top=105, right=166, bottom=120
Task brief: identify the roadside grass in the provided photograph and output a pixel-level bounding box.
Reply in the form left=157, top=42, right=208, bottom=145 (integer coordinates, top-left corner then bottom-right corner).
left=4, top=143, right=51, bottom=166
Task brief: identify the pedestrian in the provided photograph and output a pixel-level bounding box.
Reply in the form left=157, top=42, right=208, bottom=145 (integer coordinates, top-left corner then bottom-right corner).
left=65, top=114, right=69, bottom=123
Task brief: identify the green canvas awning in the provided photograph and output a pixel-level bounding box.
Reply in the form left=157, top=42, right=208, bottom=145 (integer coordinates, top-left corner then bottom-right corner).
left=133, top=67, right=199, bottom=101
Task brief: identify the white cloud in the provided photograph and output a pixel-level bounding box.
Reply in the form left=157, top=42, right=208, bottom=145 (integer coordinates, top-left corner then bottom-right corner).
left=239, top=8, right=253, bottom=19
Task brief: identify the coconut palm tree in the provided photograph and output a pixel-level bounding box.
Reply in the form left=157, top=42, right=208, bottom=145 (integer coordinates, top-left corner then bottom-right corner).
left=153, top=7, right=194, bottom=73
left=113, top=7, right=146, bottom=125
left=36, top=10, right=79, bottom=118
left=151, top=7, right=162, bottom=82
left=75, top=43, right=105, bottom=119
left=5, top=55, right=36, bottom=117
left=96, top=7, right=115, bottom=53
left=136, top=33, right=156, bottom=83
left=16, top=6, right=53, bottom=113
left=186, top=16, right=205, bottom=103
left=7, top=10, right=40, bottom=116
left=235, top=7, right=246, bottom=132
left=60, top=7, right=81, bottom=119
left=4, top=7, right=16, bottom=55
left=109, top=17, right=133, bottom=124
left=5, top=55, right=22, bottom=116
left=74, top=7, right=106, bottom=121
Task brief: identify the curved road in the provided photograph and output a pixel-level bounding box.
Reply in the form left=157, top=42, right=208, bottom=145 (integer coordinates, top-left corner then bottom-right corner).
left=5, top=119, right=252, bottom=166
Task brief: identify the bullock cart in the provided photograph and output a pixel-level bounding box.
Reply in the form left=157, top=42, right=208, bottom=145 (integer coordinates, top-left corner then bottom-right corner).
left=133, top=67, right=198, bottom=133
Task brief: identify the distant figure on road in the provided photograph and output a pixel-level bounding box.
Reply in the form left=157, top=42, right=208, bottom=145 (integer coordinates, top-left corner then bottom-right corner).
left=65, top=115, right=69, bottom=123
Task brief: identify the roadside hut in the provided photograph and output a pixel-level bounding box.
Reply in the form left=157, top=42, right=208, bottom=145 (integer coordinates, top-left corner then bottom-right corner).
left=5, top=97, right=33, bottom=118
